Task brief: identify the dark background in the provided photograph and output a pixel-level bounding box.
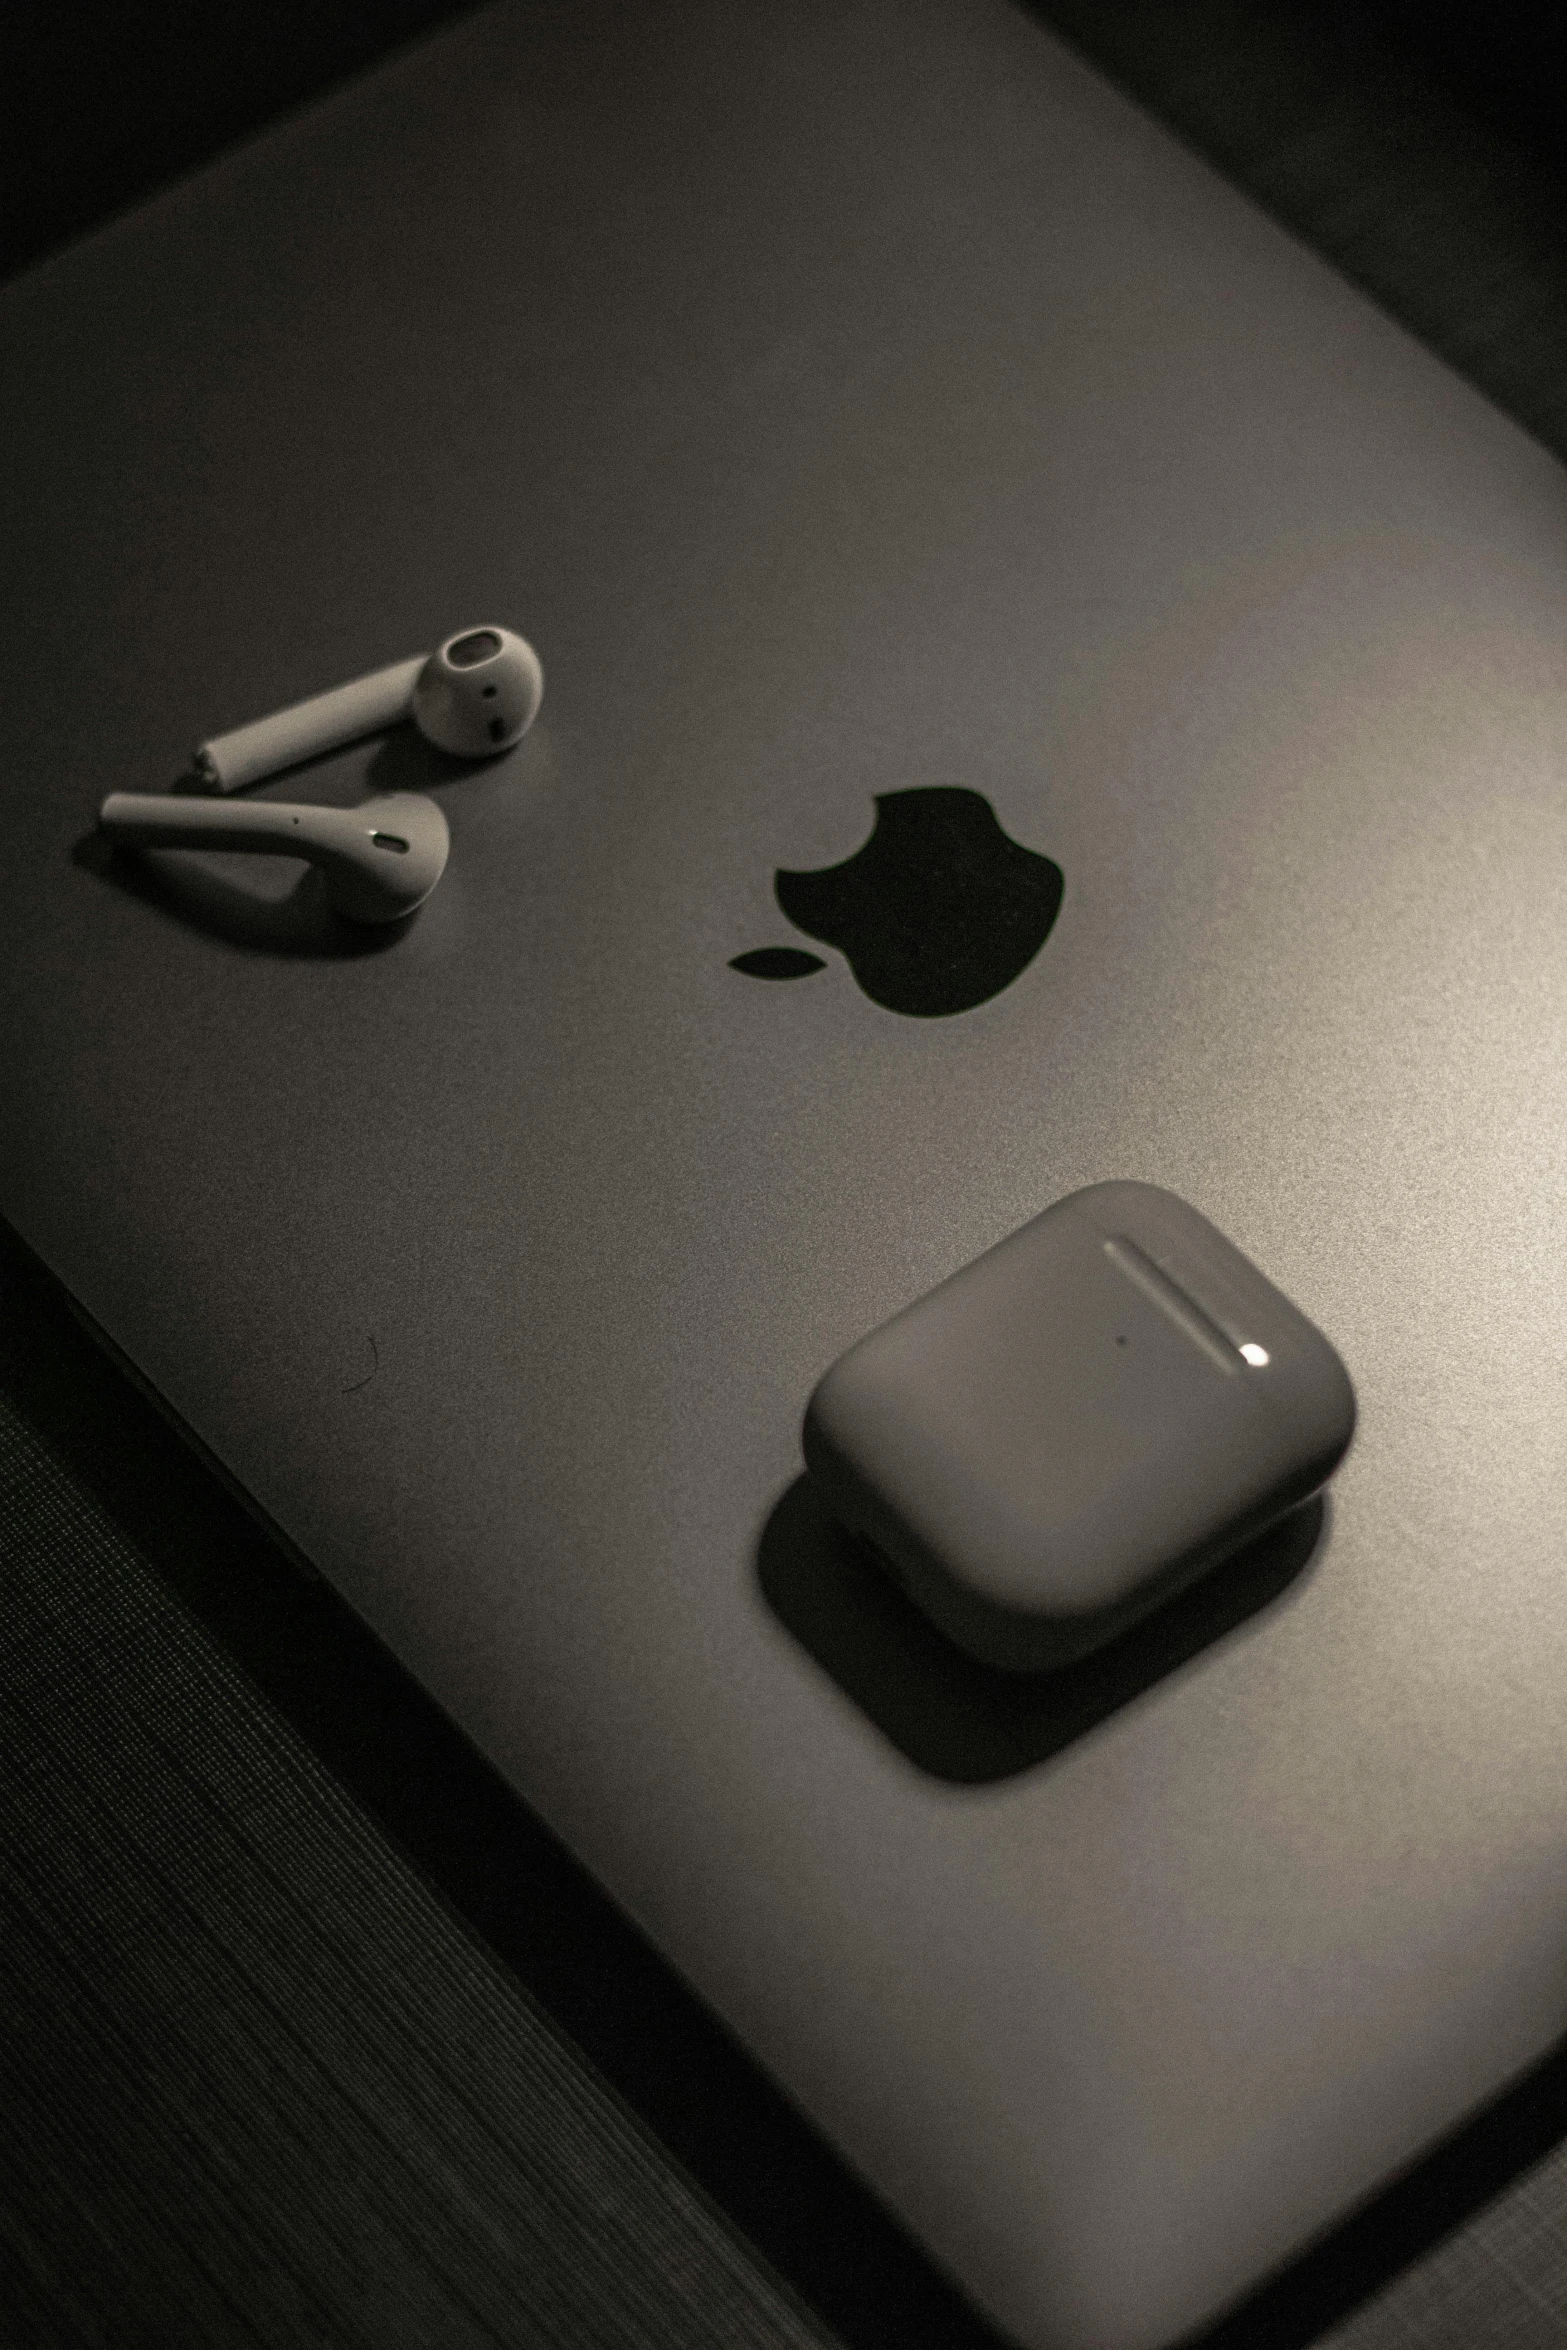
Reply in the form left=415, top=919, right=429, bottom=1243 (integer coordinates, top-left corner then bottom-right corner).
left=1, top=4, right=1565, bottom=300
left=6, top=6, right=1567, bottom=2348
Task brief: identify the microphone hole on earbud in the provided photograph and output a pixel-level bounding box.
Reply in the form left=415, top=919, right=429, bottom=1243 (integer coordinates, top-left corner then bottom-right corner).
left=487, top=718, right=508, bottom=742
left=370, top=831, right=410, bottom=853
left=482, top=685, right=498, bottom=698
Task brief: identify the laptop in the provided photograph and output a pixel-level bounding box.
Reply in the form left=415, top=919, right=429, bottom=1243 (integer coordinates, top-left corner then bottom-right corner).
left=6, top=2, right=1567, bottom=2343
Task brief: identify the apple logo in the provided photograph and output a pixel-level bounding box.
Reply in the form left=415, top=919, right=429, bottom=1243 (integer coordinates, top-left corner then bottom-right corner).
left=731, top=787, right=1063, bottom=1018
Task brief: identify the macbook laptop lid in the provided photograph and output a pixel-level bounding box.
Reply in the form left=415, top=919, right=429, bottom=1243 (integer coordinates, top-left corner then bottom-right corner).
left=5, top=4, right=1567, bottom=2344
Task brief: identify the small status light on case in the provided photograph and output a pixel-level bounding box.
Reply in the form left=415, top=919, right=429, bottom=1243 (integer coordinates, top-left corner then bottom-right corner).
left=802, top=1181, right=1356, bottom=1671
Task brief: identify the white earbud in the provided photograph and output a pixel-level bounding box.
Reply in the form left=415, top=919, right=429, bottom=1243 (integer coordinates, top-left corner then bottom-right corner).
left=98, top=789, right=449, bottom=923
left=193, top=626, right=543, bottom=792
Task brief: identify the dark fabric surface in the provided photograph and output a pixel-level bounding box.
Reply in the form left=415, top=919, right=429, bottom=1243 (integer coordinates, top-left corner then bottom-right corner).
left=6, top=7, right=1567, bottom=2348
left=0, top=1259, right=841, bottom=2350
left=0, top=1228, right=998, bottom=2350
left=1036, top=0, right=1567, bottom=464
left=1324, top=2173, right=1567, bottom=2350
left=0, top=0, right=484, bottom=288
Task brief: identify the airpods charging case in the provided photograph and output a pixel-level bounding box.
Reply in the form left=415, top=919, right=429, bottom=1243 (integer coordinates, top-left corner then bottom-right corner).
left=803, top=1181, right=1356, bottom=1671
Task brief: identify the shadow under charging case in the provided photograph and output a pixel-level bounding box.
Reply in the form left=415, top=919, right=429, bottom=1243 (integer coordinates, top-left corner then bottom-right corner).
left=804, top=1182, right=1357, bottom=1671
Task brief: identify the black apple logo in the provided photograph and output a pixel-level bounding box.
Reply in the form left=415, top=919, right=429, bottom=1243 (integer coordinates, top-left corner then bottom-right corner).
left=731, top=787, right=1063, bottom=1018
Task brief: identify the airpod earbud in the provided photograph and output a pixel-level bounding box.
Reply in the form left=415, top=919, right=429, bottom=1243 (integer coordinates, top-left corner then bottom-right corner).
left=193, top=626, right=543, bottom=792
left=100, top=625, right=535, bottom=925
left=98, top=789, right=449, bottom=923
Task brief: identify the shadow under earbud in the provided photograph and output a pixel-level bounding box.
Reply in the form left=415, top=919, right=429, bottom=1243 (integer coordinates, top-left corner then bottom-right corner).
left=758, top=1476, right=1326, bottom=1784
left=74, top=828, right=404, bottom=958
left=363, top=725, right=473, bottom=795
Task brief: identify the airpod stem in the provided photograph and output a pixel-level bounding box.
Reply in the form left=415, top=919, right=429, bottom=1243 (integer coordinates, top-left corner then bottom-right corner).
left=98, top=789, right=449, bottom=923
left=100, top=791, right=330, bottom=856
left=195, top=656, right=425, bottom=792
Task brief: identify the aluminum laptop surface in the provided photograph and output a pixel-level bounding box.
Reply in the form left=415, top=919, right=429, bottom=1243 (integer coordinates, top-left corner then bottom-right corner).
left=5, top=3, right=1567, bottom=2344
